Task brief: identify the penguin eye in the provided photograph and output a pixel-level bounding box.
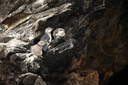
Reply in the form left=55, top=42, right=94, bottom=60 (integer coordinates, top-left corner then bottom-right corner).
left=53, top=31, right=57, bottom=35
left=59, top=29, right=63, bottom=31
left=61, top=33, right=65, bottom=36
left=56, top=31, right=58, bottom=34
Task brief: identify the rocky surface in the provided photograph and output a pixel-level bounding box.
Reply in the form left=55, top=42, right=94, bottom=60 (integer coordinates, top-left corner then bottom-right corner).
left=0, top=0, right=128, bottom=85
left=34, top=76, right=46, bottom=85
left=80, top=0, right=128, bottom=84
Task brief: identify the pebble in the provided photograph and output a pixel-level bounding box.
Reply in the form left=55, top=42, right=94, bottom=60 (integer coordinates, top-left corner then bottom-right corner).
left=0, top=60, right=2, bottom=64
left=22, top=73, right=38, bottom=85
left=34, top=76, right=47, bottom=85
left=7, top=73, right=15, bottom=80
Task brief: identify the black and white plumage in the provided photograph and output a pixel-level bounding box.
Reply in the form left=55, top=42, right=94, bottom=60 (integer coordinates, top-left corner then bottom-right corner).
left=50, top=28, right=66, bottom=48
left=40, top=27, right=53, bottom=51
left=53, top=28, right=65, bottom=40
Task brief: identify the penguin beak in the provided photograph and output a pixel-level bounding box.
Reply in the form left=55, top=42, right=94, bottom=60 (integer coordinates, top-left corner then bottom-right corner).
left=55, top=31, right=58, bottom=35
left=50, top=28, right=53, bottom=31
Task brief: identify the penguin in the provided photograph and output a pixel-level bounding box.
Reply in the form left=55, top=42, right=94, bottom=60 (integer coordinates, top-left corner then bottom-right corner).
left=53, top=28, right=65, bottom=40
left=40, top=27, right=53, bottom=51
left=50, top=28, right=66, bottom=48
left=30, top=41, right=45, bottom=57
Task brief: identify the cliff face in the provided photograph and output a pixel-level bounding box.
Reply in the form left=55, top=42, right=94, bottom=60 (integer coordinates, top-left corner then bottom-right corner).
left=82, top=0, right=128, bottom=84
left=0, top=0, right=128, bottom=85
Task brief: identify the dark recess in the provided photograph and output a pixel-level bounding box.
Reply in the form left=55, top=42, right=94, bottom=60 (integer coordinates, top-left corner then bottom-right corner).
left=107, top=64, right=128, bottom=85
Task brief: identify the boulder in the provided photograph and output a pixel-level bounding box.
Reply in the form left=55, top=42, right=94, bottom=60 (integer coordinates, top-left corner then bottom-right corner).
left=20, top=55, right=43, bottom=73
left=16, top=72, right=38, bottom=85
left=34, top=76, right=47, bottom=85
left=22, top=74, right=38, bottom=85
left=10, top=53, right=30, bottom=66
left=0, top=39, right=28, bottom=59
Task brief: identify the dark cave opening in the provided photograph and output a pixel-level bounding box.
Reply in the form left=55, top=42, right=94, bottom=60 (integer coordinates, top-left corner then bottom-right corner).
left=107, top=64, right=128, bottom=85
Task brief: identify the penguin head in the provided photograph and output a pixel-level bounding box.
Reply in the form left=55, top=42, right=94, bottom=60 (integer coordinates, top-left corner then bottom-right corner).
left=53, top=28, right=65, bottom=39
left=38, top=41, right=45, bottom=46
left=30, top=44, right=43, bottom=57
left=45, top=27, right=53, bottom=34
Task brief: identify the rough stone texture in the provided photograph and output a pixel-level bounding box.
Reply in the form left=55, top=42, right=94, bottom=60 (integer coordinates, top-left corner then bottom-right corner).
left=10, top=53, right=30, bottom=66
left=20, top=55, right=43, bottom=73
left=22, top=74, right=38, bottom=85
left=84, top=70, right=99, bottom=85
left=69, top=57, right=82, bottom=71
left=0, top=39, right=28, bottom=59
left=0, top=60, right=21, bottom=85
left=80, top=0, right=128, bottom=84
left=0, top=0, right=128, bottom=85
left=34, top=76, right=47, bottom=85
left=66, top=70, right=99, bottom=85
left=16, top=72, right=38, bottom=84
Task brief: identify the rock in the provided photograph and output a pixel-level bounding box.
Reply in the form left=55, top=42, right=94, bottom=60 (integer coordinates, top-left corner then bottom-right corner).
left=22, top=73, right=38, bottom=85
left=0, top=75, right=4, bottom=85
left=68, top=72, right=79, bottom=81
left=70, top=57, right=81, bottom=71
left=0, top=60, right=2, bottom=64
left=16, top=72, right=38, bottom=84
left=39, top=66, right=49, bottom=80
left=81, top=0, right=128, bottom=84
left=0, top=39, right=28, bottom=59
left=31, top=0, right=48, bottom=13
left=20, top=55, right=43, bottom=73
left=0, top=75, right=2, bottom=81
left=67, top=70, right=99, bottom=85
left=34, top=76, right=47, bottom=85
left=7, top=73, right=15, bottom=80
left=84, top=70, right=99, bottom=85
left=43, top=39, right=75, bottom=72
left=0, top=37, right=13, bottom=43
left=0, top=1, right=73, bottom=45
left=0, top=45, right=6, bottom=59
left=32, top=3, right=72, bottom=20
left=68, top=72, right=84, bottom=85
left=0, top=0, right=15, bottom=23
left=64, top=81, right=73, bottom=85
left=10, top=53, right=30, bottom=66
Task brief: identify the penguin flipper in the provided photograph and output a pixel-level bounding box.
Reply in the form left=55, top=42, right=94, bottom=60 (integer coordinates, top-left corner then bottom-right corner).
left=42, top=44, right=48, bottom=52
left=30, top=46, right=33, bottom=52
